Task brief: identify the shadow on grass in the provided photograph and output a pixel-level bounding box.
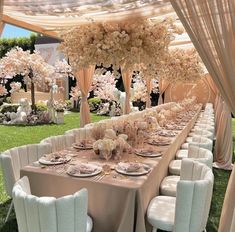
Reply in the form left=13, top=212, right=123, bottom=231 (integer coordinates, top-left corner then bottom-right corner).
left=0, top=199, right=18, bottom=232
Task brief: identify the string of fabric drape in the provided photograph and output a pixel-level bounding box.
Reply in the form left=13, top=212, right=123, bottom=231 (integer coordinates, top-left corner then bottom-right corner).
left=158, top=79, right=170, bottom=105
left=122, top=69, right=132, bottom=114
left=170, top=1, right=235, bottom=231
left=146, top=78, right=152, bottom=108
left=76, top=65, right=95, bottom=127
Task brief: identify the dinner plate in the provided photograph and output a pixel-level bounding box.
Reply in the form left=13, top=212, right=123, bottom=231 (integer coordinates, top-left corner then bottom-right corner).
left=67, top=164, right=102, bottom=177
left=134, top=149, right=162, bottom=158
left=39, top=155, right=71, bottom=165
left=72, top=142, right=93, bottom=150
left=147, top=139, right=171, bottom=146
left=115, top=163, right=151, bottom=176
left=156, top=130, right=176, bottom=137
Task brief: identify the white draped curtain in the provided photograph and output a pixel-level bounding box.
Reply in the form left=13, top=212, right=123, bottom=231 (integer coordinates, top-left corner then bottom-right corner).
left=170, top=0, right=235, bottom=231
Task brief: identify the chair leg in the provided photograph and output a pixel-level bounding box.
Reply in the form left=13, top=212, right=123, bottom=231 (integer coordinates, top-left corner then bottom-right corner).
left=5, top=200, right=14, bottom=223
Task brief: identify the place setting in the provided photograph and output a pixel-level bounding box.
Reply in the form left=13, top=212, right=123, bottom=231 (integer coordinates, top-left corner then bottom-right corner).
left=66, top=162, right=102, bottom=177
left=147, top=135, right=172, bottom=146
left=38, top=152, right=72, bottom=165
left=134, top=148, right=162, bottom=158
left=72, top=139, right=94, bottom=150
left=115, top=162, right=152, bottom=176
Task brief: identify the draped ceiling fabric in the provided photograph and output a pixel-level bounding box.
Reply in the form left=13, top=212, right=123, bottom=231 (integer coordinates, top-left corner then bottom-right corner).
left=76, top=66, right=95, bottom=127
left=122, top=70, right=132, bottom=114
left=170, top=0, right=235, bottom=231
left=2, top=0, right=173, bottom=34
left=1, top=1, right=192, bottom=48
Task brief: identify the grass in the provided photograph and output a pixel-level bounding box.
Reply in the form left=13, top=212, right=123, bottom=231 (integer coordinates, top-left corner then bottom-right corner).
left=0, top=114, right=234, bottom=232
left=0, top=112, right=109, bottom=231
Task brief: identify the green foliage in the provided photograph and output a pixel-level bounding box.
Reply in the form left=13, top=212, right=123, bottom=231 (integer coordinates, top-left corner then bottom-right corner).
left=5, top=97, right=11, bottom=104
left=65, top=99, right=72, bottom=110
left=88, top=97, right=102, bottom=104
left=0, top=34, right=38, bottom=58
left=0, top=103, right=18, bottom=114
left=88, top=97, right=102, bottom=112
left=35, top=102, right=48, bottom=112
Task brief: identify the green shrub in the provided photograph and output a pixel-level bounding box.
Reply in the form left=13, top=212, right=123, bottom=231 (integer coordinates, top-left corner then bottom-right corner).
left=88, top=97, right=102, bottom=112
left=88, top=97, right=102, bottom=104
left=0, top=34, right=39, bottom=58
left=65, top=99, right=72, bottom=110
left=4, top=97, right=12, bottom=103
left=0, top=103, right=19, bottom=114
left=35, top=102, right=48, bottom=112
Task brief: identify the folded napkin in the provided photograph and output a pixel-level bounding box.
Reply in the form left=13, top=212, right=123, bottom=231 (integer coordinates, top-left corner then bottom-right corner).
left=69, top=164, right=97, bottom=175
left=44, top=153, right=66, bottom=162
left=118, top=162, right=142, bottom=173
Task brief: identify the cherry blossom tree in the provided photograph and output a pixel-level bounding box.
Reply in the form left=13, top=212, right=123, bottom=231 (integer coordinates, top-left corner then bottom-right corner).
left=0, top=48, right=73, bottom=113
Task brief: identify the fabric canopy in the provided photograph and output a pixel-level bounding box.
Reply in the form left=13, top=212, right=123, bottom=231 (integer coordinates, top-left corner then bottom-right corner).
left=1, top=0, right=192, bottom=48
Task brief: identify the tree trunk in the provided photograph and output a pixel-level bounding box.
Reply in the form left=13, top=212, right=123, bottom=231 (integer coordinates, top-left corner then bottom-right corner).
left=29, top=68, right=36, bottom=114
left=31, top=81, right=36, bottom=113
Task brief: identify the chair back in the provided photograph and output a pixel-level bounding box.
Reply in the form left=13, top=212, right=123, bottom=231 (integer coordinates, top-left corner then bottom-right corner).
left=40, top=134, right=75, bottom=152
left=13, top=176, right=88, bottom=232
left=188, top=145, right=213, bottom=168
left=190, top=135, right=213, bottom=151
left=175, top=160, right=214, bottom=232
left=0, top=143, right=52, bottom=197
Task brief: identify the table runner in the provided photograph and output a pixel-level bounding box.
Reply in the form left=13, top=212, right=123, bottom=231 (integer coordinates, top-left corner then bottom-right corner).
left=21, top=106, right=201, bottom=232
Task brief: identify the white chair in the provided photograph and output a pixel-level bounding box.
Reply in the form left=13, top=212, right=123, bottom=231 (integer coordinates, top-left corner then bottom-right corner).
left=192, top=124, right=215, bottom=137
left=181, top=135, right=213, bottom=152
left=170, top=146, right=213, bottom=175
left=187, top=129, right=214, bottom=141
left=148, top=160, right=214, bottom=232
left=40, top=134, right=75, bottom=152
left=0, top=143, right=52, bottom=222
left=13, top=176, right=92, bottom=232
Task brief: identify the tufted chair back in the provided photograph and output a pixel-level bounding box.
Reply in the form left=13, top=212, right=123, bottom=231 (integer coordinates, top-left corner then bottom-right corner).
left=188, top=129, right=214, bottom=141
left=187, top=145, right=213, bottom=168
left=190, top=135, right=213, bottom=151
left=0, top=143, right=52, bottom=197
left=13, top=176, right=88, bottom=232
left=175, top=160, right=214, bottom=232
left=193, top=124, right=215, bottom=136
left=40, top=134, right=75, bottom=152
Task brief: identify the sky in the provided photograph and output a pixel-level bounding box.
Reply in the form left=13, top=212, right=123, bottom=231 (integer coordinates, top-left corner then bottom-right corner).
left=1, top=24, right=32, bottom=38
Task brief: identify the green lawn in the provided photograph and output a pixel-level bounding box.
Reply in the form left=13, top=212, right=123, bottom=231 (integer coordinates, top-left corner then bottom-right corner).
left=0, top=114, right=234, bottom=232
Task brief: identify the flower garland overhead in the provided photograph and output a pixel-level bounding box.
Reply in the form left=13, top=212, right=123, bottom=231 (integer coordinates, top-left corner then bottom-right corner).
left=159, top=48, right=205, bottom=83
left=60, top=17, right=182, bottom=74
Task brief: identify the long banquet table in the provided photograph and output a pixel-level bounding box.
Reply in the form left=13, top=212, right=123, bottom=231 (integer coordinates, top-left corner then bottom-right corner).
left=21, top=106, right=201, bottom=232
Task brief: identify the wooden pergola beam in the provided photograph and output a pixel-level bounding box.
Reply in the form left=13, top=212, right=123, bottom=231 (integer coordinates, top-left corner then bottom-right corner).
left=2, top=14, right=59, bottom=38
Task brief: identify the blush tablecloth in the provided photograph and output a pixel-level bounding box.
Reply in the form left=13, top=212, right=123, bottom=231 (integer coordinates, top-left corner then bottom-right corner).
left=21, top=107, right=201, bottom=232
